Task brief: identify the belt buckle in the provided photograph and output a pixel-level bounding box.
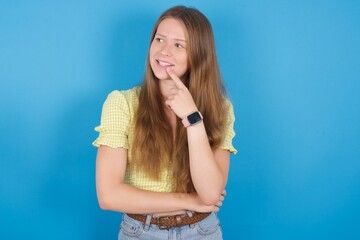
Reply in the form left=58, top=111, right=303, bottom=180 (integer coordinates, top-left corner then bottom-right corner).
left=156, top=216, right=170, bottom=230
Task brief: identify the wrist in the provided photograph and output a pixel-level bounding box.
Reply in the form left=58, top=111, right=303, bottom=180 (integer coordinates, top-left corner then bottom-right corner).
left=182, top=111, right=203, bottom=128
left=182, top=193, right=196, bottom=211
left=176, top=192, right=192, bottom=211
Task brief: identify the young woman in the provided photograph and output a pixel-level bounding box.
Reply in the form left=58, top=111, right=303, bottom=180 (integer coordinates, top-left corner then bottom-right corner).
left=93, top=5, right=236, bottom=239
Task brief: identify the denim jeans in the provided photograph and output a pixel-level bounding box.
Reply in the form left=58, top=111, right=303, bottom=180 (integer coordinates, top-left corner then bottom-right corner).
left=118, top=212, right=223, bottom=240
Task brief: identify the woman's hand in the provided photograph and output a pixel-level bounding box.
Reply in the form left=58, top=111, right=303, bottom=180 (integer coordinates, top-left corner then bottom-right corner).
left=165, top=68, right=198, bottom=119
left=187, top=190, right=226, bottom=213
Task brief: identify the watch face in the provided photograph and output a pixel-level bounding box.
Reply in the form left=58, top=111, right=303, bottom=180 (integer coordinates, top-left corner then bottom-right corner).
left=187, top=112, right=202, bottom=124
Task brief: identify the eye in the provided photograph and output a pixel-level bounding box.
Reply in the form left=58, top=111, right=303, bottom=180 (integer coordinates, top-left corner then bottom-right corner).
left=155, top=37, right=164, bottom=43
left=175, top=43, right=184, bottom=48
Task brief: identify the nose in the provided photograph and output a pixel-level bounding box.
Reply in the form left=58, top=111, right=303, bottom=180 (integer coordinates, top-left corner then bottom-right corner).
left=160, top=43, right=172, bottom=57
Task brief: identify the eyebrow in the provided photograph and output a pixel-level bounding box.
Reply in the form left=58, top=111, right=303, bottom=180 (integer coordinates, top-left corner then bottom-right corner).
left=155, top=33, right=187, bottom=43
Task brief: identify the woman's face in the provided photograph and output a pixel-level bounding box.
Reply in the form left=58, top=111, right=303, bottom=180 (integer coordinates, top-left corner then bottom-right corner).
left=149, top=18, right=188, bottom=81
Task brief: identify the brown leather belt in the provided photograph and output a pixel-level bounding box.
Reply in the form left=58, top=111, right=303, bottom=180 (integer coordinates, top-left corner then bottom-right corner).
left=127, top=212, right=211, bottom=229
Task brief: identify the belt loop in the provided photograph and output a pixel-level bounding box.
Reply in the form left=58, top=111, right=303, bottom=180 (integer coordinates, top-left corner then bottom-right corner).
left=186, top=211, right=193, bottom=217
left=143, top=214, right=152, bottom=231
left=186, top=211, right=195, bottom=228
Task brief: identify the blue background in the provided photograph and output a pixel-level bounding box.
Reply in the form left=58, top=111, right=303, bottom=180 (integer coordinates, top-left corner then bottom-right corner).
left=1, top=0, right=359, bottom=239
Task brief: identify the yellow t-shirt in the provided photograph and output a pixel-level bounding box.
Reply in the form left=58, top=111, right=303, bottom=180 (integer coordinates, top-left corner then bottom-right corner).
left=93, top=86, right=237, bottom=192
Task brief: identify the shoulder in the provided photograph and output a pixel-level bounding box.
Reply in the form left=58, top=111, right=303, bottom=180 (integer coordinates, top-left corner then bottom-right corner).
left=224, top=98, right=233, bottom=108
left=107, top=86, right=141, bottom=101
left=223, top=98, right=235, bottom=116
left=105, top=86, right=141, bottom=108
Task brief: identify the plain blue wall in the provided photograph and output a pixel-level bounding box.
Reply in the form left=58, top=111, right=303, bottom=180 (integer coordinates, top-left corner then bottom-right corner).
left=1, top=0, right=359, bottom=239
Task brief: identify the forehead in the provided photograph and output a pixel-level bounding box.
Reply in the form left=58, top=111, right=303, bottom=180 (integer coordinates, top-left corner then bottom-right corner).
left=156, top=18, right=187, bottom=40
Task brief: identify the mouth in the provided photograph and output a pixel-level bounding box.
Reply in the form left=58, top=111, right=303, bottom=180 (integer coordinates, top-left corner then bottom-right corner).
left=156, top=60, right=175, bottom=68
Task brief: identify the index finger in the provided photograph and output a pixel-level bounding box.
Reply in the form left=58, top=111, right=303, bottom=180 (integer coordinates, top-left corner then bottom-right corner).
left=166, top=68, right=185, bottom=89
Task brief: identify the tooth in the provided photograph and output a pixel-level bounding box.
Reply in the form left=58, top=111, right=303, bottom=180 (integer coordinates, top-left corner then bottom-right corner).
left=159, top=60, right=171, bottom=66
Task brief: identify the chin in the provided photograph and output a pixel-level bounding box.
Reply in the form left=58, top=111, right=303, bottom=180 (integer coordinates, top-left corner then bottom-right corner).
left=153, top=71, right=169, bottom=80
left=152, top=68, right=169, bottom=80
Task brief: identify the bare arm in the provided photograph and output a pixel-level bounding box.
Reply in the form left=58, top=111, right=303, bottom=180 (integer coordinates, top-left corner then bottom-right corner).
left=187, top=123, right=230, bottom=205
left=164, top=68, right=230, bottom=205
left=96, top=145, right=221, bottom=214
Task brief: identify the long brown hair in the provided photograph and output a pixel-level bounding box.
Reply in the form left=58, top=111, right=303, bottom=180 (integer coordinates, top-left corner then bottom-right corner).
left=131, top=6, right=228, bottom=193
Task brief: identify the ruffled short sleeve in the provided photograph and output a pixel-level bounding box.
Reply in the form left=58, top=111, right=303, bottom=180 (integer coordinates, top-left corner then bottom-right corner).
left=92, top=90, right=131, bottom=149
left=220, top=100, right=237, bottom=154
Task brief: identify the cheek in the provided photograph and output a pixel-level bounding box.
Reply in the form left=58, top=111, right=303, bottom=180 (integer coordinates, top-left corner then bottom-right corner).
left=149, top=46, right=155, bottom=61
left=149, top=42, right=158, bottom=60
left=179, top=53, right=188, bottom=69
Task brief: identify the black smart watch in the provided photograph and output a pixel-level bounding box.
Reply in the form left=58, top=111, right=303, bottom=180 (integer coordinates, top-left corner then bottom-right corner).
left=182, top=111, right=203, bottom=127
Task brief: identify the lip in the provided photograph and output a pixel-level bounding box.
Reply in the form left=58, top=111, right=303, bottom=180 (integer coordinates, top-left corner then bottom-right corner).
left=156, top=59, right=175, bottom=69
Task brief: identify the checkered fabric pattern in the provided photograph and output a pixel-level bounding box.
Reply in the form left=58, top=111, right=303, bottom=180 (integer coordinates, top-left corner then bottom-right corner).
left=93, top=86, right=237, bottom=192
